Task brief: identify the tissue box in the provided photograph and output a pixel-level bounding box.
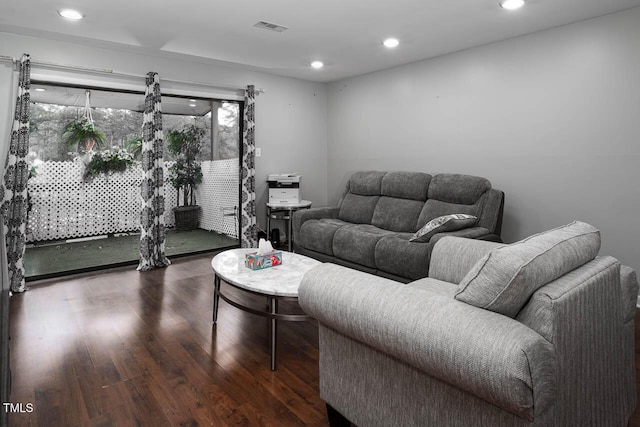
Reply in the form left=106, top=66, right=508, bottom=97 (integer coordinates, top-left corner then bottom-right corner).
left=245, top=251, right=283, bottom=270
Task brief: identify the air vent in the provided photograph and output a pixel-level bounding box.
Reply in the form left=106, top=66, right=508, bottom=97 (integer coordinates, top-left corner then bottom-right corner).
left=254, top=21, right=288, bottom=32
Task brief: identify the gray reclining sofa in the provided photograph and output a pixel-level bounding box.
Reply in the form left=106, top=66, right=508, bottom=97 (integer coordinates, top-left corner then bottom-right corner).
left=293, top=171, right=504, bottom=282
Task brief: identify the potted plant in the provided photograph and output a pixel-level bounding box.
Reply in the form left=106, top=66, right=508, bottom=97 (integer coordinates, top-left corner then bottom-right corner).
left=167, top=124, right=205, bottom=230
left=61, top=116, right=106, bottom=153
left=82, top=149, right=134, bottom=181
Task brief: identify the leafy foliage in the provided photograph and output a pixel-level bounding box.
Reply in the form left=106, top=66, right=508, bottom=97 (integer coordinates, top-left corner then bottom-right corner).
left=167, top=124, right=205, bottom=206
left=29, top=100, right=240, bottom=163
left=83, top=149, right=134, bottom=181
left=126, top=136, right=143, bottom=160
left=61, top=117, right=106, bottom=153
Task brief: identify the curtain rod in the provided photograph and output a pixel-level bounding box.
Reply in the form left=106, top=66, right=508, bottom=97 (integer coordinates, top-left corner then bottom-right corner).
left=0, top=54, right=263, bottom=93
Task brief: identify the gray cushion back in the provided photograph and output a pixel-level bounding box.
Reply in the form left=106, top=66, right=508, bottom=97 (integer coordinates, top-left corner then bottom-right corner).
left=380, top=171, right=431, bottom=201
left=427, top=173, right=491, bottom=204
left=338, top=193, right=380, bottom=224
left=371, top=172, right=431, bottom=232
left=338, top=171, right=386, bottom=223
left=429, top=236, right=504, bottom=284
left=349, top=171, right=386, bottom=195
left=338, top=171, right=386, bottom=224
left=371, top=197, right=424, bottom=232
left=417, top=174, right=490, bottom=229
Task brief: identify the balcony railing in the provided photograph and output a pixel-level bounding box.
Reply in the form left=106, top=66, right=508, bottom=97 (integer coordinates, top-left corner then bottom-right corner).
left=26, top=158, right=239, bottom=243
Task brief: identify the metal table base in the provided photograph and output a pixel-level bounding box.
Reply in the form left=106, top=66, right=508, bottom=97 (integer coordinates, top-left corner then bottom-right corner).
left=266, top=200, right=312, bottom=252
left=212, top=274, right=310, bottom=371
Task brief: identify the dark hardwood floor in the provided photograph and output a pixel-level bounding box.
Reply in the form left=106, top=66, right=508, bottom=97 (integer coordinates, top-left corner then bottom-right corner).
left=8, top=254, right=640, bottom=426
left=8, top=254, right=328, bottom=426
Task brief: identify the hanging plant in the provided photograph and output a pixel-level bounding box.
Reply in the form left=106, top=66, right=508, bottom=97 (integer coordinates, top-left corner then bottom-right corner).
left=61, top=90, right=106, bottom=153
left=62, top=117, right=106, bottom=152
left=82, top=149, right=134, bottom=181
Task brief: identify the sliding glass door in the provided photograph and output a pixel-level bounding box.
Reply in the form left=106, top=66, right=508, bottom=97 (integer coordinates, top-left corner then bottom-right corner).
left=24, top=82, right=241, bottom=279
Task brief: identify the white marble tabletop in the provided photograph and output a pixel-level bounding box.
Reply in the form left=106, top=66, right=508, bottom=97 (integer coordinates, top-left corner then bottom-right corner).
left=211, top=248, right=321, bottom=297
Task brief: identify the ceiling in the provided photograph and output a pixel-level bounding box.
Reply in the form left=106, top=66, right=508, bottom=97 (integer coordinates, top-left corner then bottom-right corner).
left=2, top=0, right=640, bottom=82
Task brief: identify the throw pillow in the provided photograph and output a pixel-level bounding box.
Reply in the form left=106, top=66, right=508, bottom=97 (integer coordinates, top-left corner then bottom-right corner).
left=454, top=221, right=600, bottom=318
left=410, top=214, right=477, bottom=243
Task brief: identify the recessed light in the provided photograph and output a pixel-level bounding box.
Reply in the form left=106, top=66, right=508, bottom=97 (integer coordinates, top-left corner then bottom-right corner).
left=499, top=0, right=525, bottom=10
left=34, top=88, right=46, bottom=92
left=58, top=9, right=84, bottom=20
left=383, top=38, right=400, bottom=48
left=189, top=99, right=196, bottom=102
left=311, top=61, right=324, bottom=69
left=188, top=103, right=197, bottom=107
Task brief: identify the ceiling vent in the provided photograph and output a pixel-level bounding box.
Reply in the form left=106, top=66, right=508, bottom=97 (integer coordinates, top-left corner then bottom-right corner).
left=254, top=21, right=288, bottom=32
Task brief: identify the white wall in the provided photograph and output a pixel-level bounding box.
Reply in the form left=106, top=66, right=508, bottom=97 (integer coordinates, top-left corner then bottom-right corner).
left=327, top=8, right=640, bottom=271
left=3, top=7, right=640, bottom=271
left=0, top=32, right=328, bottom=234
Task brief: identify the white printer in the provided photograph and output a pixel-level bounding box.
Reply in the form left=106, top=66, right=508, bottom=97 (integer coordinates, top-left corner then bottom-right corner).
left=267, top=173, right=301, bottom=204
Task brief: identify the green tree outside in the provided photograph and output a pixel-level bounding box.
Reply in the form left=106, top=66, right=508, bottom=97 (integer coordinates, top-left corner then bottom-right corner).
left=29, top=101, right=240, bottom=163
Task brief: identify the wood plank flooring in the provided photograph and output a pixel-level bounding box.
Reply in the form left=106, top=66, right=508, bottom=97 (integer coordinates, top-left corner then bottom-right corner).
left=9, top=254, right=327, bottom=426
left=8, top=254, right=640, bottom=426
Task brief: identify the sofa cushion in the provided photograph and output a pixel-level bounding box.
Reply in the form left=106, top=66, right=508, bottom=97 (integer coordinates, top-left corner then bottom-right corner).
left=299, top=218, right=350, bottom=256
left=349, top=171, right=386, bottom=195
left=417, top=199, right=481, bottom=230
left=333, top=225, right=395, bottom=268
left=455, top=221, right=601, bottom=318
left=371, top=197, right=424, bottom=232
left=428, top=173, right=491, bottom=205
left=410, top=214, right=477, bottom=243
left=381, top=171, right=431, bottom=201
left=375, top=234, right=432, bottom=280
left=338, top=193, right=380, bottom=224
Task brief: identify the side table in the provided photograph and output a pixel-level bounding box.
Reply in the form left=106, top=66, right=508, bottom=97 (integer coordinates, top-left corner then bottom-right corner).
left=266, top=200, right=312, bottom=252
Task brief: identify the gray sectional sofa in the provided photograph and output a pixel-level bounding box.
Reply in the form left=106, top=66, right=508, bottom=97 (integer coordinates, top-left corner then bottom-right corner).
left=299, top=221, right=638, bottom=426
left=293, top=171, right=504, bottom=282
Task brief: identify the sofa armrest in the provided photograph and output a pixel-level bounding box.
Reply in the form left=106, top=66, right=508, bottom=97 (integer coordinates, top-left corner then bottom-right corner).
left=292, top=206, right=339, bottom=245
left=514, top=257, right=636, bottom=424
left=429, top=226, right=493, bottom=244
left=429, top=235, right=504, bottom=284
left=477, top=188, right=505, bottom=236
left=620, top=265, right=639, bottom=324
left=300, top=264, right=556, bottom=421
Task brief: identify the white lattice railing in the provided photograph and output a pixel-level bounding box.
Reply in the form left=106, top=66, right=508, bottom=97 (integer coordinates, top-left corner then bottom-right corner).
left=196, top=159, right=241, bottom=239
left=26, top=158, right=239, bottom=243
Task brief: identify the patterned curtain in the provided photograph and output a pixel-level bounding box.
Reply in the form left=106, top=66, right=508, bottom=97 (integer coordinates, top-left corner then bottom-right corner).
left=137, top=72, right=170, bottom=271
left=240, top=85, right=257, bottom=248
left=0, top=54, right=31, bottom=293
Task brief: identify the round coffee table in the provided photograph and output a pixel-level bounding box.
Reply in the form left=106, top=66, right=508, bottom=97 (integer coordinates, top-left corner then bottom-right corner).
left=211, top=248, right=321, bottom=370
